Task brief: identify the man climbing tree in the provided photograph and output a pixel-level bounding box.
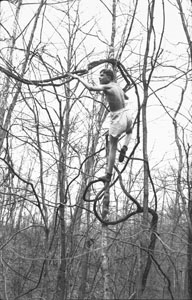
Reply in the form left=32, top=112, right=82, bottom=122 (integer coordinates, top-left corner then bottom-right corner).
left=70, top=69, right=132, bottom=182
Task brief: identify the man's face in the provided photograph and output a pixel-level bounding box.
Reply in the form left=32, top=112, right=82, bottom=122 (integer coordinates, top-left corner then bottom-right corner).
left=99, top=72, right=111, bottom=84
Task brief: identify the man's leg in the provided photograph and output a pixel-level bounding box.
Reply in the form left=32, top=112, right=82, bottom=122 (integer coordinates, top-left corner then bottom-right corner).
left=100, top=135, right=118, bottom=182
left=119, top=128, right=132, bottom=162
left=107, top=135, right=118, bottom=174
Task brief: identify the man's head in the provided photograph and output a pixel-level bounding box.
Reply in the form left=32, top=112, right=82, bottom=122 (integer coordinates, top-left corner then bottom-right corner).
left=99, top=69, right=115, bottom=84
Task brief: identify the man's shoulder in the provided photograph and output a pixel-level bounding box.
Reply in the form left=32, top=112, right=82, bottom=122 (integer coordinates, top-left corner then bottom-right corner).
left=105, top=82, right=123, bottom=93
left=104, top=82, right=119, bottom=89
left=102, top=82, right=114, bottom=90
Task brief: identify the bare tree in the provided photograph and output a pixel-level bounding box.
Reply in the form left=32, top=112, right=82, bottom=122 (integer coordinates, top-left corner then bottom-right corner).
left=0, top=0, right=191, bottom=299
left=174, top=1, right=192, bottom=298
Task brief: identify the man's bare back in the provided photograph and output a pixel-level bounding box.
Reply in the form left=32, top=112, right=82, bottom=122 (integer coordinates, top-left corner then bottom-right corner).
left=103, top=82, right=126, bottom=112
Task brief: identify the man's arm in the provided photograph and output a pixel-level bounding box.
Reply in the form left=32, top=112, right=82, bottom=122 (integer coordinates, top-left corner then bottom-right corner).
left=70, top=74, right=110, bottom=92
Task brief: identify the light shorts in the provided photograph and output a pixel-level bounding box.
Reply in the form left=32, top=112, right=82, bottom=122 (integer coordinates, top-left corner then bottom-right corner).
left=109, top=107, right=132, bottom=138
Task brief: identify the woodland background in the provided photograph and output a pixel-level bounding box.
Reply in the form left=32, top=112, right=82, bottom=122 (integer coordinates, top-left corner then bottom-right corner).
left=0, top=0, right=191, bottom=299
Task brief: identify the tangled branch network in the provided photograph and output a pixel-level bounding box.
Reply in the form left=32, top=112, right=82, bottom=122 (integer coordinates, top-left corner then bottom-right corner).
left=0, top=57, right=157, bottom=227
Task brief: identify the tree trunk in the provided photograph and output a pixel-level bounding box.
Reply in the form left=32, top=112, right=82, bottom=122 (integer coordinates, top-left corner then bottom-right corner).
left=187, top=162, right=192, bottom=298
left=101, top=0, right=117, bottom=298
left=176, top=1, right=192, bottom=298
left=101, top=185, right=111, bottom=299
left=136, top=0, right=156, bottom=297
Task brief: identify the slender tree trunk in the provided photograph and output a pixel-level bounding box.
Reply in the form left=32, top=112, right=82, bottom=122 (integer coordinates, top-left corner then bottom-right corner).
left=101, top=183, right=110, bottom=299
left=136, top=1, right=156, bottom=297
left=101, top=1, right=117, bottom=298
left=55, top=129, right=68, bottom=300
left=55, top=65, right=71, bottom=300
left=77, top=108, right=105, bottom=299
left=78, top=210, right=91, bottom=300
left=176, top=1, right=192, bottom=297
left=55, top=91, right=70, bottom=300
left=188, top=166, right=192, bottom=298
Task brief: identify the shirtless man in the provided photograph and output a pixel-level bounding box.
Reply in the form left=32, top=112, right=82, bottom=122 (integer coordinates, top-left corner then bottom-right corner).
left=70, top=69, right=132, bottom=182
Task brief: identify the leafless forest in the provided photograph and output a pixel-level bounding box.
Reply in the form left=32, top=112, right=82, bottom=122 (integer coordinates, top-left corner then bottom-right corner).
left=0, top=0, right=191, bottom=299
